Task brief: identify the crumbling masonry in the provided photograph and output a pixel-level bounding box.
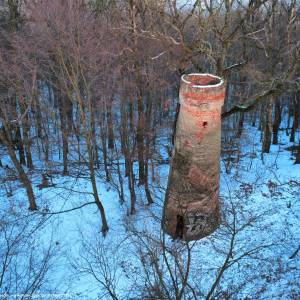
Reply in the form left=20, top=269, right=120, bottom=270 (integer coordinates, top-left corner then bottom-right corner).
left=163, top=73, right=225, bottom=241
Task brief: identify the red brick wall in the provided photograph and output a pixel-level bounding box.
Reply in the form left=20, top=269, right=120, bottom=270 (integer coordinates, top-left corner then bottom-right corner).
left=163, top=73, right=225, bottom=241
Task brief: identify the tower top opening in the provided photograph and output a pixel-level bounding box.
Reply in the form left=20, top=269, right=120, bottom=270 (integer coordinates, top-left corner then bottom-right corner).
left=181, top=73, right=224, bottom=88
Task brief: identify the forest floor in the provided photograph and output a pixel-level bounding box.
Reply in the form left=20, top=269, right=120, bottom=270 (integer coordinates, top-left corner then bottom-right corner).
left=0, top=123, right=299, bottom=300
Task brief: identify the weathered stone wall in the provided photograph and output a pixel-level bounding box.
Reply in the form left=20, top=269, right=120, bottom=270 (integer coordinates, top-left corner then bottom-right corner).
left=163, top=73, right=225, bottom=241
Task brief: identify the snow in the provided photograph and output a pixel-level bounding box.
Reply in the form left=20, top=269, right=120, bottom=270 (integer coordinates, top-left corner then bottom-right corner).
left=0, top=116, right=299, bottom=299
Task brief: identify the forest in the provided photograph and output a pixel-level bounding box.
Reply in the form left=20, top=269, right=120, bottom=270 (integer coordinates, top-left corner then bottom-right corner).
left=0, top=0, right=299, bottom=299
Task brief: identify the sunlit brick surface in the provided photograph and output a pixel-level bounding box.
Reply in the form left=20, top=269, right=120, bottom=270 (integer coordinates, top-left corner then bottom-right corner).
left=163, top=73, right=225, bottom=241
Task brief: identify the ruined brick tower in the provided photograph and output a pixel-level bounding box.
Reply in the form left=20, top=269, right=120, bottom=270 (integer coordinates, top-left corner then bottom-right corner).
left=163, top=73, right=225, bottom=241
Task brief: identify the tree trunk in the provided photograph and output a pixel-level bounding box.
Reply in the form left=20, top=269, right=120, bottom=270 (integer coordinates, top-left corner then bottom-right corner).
left=100, top=121, right=110, bottom=182
left=86, top=97, right=109, bottom=235
left=20, top=98, right=34, bottom=169
left=113, top=145, right=125, bottom=204
left=8, top=145, right=36, bottom=209
left=120, top=101, right=130, bottom=177
left=58, top=94, right=69, bottom=175
left=91, top=107, right=99, bottom=168
left=262, top=98, right=273, bottom=153
left=144, top=92, right=153, bottom=205
left=42, top=114, right=50, bottom=162
left=15, top=126, right=26, bottom=165
left=290, top=94, right=299, bottom=143
left=129, top=100, right=134, bottom=131
left=0, top=130, right=37, bottom=210
left=87, top=141, right=109, bottom=235
left=251, top=110, right=256, bottom=127
left=272, top=97, right=282, bottom=145
left=295, top=140, right=300, bottom=164
left=236, top=112, right=244, bottom=138
left=128, top=158, right=136, bottom=214
left=137, top=94, right=145, bottom=186
left=106, top=98, right=115, bottom=150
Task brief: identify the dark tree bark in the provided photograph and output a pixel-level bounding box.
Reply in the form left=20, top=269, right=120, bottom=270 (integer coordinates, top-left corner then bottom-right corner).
left=106, top=98, right=114, bottom=150
left=85, top=95, right=109, bottom=235
left=15, top=125, right=26, bottom=165
left=290, top=94, right=299, bottom=143
left=19, top=98, right=34, bottom=170
left=57, top=93, right=69, bottom=175
left=128, top=158, right=136, bottom=215
left=295, top=141, right=300, bottom=164
left=99, top=118, right=110, bottom=182
left=236, top=112, right=244, bottom=138
left=87, top=141, right=109, bottom=235
left=113, top=143, right=125, bottom=204
left=137, top=94, right=145, bottom=186
left=91, top=106, right=99, bottom=168
left=120, top=101, right=130, bottom=177
left=9, top=96, right=26, bottom=165
left=0, top=129, right=37, bottom=210
left=262, top=98, right=273, bottom=153
left=144, top=92, right=153, bottom=205
left=272, top=97, right=282, bottom=145
left=251, top=110, right=256, bottom=127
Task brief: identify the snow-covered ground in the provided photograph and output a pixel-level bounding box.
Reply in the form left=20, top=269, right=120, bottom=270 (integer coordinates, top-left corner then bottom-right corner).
left=0, top=120, right=299, bottom=299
